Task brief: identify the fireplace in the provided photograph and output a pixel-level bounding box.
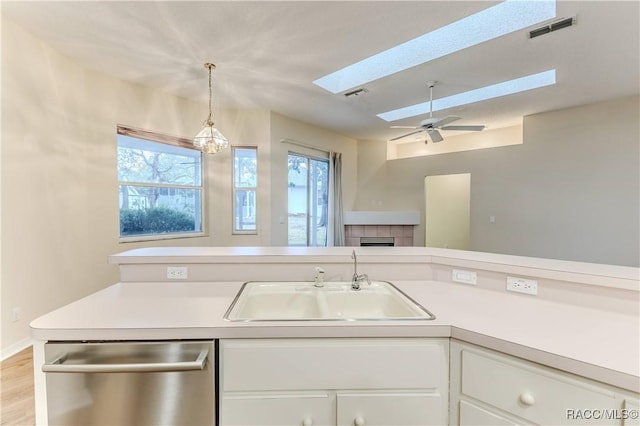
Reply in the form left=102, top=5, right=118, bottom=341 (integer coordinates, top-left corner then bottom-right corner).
left=345, top=225, right=415, bottom=246
left=344, top=211, right=419, bottom=247
left=360, top=237, right=395, bottom=246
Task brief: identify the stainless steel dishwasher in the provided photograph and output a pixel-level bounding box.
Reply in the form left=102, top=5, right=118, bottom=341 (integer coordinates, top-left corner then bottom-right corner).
left=43, top=340, right=215, bottom=426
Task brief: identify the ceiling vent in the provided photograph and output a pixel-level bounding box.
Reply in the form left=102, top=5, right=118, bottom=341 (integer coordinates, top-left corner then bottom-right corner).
left=529, top=16, right=576, bottom=39
left=344, top=87, right=369, bottom=98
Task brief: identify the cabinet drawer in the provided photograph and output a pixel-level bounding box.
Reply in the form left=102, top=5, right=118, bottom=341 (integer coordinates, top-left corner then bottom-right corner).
left=459, top=400, right=519, bottom=426
left=220, top=392, right=332, bottom=426
left=337, top=392, right=445, bottom=426
left=461, top=349, right=617, bottom=425
left=623, top=399, right=639, bottom=426
left=221, top=338, right=447, bottom=391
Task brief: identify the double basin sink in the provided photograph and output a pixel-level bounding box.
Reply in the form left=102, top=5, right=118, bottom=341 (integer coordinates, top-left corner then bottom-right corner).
left=225, top=280, right=435, bottom=321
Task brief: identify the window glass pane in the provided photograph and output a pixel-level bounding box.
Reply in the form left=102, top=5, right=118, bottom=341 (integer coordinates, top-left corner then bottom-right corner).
left=119, top=185, right=202, bottom=236
left=233, top=147, right=257, bottom=234
left=234, top=189, right=257, bottom=231
left=117, top=135, right=201, bottom=185
left=287, top=153, right=328, bottom=247
left=310, top=158, right=329, bottom=247
left=234, top=148, right=257, bottom=187
left=288, top=154, right=308, bottom=246
left=117, top=129, right=204, bottom=240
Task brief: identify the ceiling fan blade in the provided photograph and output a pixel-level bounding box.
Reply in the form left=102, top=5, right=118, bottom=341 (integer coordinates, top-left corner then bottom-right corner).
left=428, top=129, right=444, bottom=143
left=389, top=129, right=424, bottom=141
left=390, top=126, right=418, bottom=129
left=432, top=116, right=461, bottom=128
left=440, top=125, right=486, bottom=131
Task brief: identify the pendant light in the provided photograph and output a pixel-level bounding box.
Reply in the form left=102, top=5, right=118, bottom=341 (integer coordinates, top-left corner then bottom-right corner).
left=193, top=63, right=229, bottom=154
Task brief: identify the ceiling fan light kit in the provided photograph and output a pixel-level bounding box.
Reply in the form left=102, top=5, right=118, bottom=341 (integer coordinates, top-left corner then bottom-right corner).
left=389, top=81, right=486, bottom=144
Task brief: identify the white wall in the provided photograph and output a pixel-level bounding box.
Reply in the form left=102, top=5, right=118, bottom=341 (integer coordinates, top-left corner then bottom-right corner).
left=390, top=124, right=523, bottom=160
left=269, top=112, right=358, bottom=246
left=0, top=16, right=221, bottom=356
left=0, top=17, right=361, bottom=355
left=0, top=6, right=4, bottom=357
left=356, top=96, right=640, bottom=267
left=208, top=110, right=358, bottom=247
left=206, top=108, right=273, bottom=247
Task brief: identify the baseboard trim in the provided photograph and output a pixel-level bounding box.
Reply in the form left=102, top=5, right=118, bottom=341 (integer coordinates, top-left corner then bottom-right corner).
left=1, top=337, right=33, bottom=362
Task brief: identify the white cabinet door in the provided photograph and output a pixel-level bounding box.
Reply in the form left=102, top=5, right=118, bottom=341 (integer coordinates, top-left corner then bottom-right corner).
left=220, top=393, right=332, bottom=426
left=336, top=392, right=445, bottom=426
left=220, top=338, right=449, bottom=426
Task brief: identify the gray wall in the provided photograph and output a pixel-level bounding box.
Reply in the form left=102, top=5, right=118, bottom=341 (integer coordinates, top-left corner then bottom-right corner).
left=356, top=96, right=640, bottom=267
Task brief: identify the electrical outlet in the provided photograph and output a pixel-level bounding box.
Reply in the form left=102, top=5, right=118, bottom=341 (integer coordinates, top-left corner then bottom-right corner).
left=12, top=307, right=22, bottom=322
left=452, top=269, right=477, bottom=285
left=167, top=266, right=188, bottom=280
left=506, top=276, right=538, bottom=295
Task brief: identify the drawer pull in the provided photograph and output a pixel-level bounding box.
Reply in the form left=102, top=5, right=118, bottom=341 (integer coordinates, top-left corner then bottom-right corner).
left=519, top=392, right=536, bottom=406
left=354, top=416, right=366, bottom=426
left=302, top=418, right=313, bottom=426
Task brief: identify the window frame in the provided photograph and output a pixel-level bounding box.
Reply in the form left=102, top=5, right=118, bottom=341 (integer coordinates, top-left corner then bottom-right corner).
left=287, top=150, right=330, bottom=247
left=232, top=145, right=258, bottom=235
left=117, top=125, right=207, bottom=243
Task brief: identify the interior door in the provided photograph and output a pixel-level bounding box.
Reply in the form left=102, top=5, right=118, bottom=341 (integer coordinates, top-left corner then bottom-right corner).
left=424, top=173, right=470, bottom=250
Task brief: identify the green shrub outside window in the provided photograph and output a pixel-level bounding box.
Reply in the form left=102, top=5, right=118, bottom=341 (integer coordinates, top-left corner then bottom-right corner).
left=117, top=127, right=204, bottom=240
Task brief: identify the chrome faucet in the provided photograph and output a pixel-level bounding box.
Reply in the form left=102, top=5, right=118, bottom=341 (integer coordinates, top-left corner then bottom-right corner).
left=351, top=250, right=370, bottom=291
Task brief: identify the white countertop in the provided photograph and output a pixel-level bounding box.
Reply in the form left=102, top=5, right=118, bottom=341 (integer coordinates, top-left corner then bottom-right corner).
left=30, top=279, right=640, bottom=392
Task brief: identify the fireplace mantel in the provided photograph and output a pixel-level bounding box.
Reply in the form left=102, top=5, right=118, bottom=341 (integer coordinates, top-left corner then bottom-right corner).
left=343, top=211, right=420, bottom=225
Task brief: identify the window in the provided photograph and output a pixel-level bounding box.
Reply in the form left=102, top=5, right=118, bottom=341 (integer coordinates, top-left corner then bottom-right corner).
left=233, top=147, right=257, bottom=233
left=287, top=153, right=329, bottom=246
left=117, top=126, right=204, bottom=241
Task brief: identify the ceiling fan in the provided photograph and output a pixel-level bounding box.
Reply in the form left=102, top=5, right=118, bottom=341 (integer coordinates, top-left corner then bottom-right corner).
left=389, top=81, right=485, bottom=143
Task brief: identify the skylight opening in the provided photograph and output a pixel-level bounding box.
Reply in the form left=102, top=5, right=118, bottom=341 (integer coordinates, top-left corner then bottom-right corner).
left=313, top=0, right=556, bottom=94
left=377, top=69, right=557, bottom=122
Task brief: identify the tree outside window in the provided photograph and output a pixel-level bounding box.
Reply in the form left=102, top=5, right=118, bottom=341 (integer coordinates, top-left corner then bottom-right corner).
left=117, top=129, right=203, bottom=240
left=287, top=153, right=328, bottom=246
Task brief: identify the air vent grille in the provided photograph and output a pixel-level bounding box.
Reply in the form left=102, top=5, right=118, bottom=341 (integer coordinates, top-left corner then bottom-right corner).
left=529, top=16, right=576, bottom=39
left=550, top=17, right=575, bottom=31
left=344, top=87, right=369, bottom=98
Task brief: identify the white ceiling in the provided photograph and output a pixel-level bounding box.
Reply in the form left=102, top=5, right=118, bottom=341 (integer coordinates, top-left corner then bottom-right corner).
left=2, top=1, right=639, bottom=142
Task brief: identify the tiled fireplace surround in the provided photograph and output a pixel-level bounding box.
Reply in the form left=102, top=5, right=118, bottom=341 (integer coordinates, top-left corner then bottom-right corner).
left=345, top=225, right=415, bottom=247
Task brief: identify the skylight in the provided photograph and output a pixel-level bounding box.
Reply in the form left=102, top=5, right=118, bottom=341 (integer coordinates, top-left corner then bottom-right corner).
left=378, top=69, right=557, bottom=122
left=313, top=0, right=556, bottom=94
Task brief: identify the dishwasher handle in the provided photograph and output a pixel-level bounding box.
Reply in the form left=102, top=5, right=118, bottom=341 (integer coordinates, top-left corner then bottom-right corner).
left=43, top=348, right=209, bottom=373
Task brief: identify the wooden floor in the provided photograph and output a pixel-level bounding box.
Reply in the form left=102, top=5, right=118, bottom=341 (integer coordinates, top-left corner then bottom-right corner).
left=0, top=347, right=35, bottom=426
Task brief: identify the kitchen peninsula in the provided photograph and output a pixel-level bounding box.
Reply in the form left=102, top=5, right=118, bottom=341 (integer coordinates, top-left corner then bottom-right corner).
left=31, top=247, right=640, bottom=425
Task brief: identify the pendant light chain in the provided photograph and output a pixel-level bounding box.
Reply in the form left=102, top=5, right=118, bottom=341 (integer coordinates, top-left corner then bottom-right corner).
left=193, top=62, right=229, bottom=154
left=206, top=63, right=215, bottom=126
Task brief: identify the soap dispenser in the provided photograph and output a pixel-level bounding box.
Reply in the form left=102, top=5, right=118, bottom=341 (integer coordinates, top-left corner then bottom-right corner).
left=314, top=267, right=325, bottom=288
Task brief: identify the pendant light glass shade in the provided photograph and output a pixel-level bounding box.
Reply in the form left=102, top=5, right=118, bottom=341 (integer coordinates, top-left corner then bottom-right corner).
left=193, top=119, right=229, bottom=154
left=193, top=63, right=229, bottom=154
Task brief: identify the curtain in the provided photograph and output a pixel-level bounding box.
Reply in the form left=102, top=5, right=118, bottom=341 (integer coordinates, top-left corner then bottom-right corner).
left=328, top=151, right=345, bottom=246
